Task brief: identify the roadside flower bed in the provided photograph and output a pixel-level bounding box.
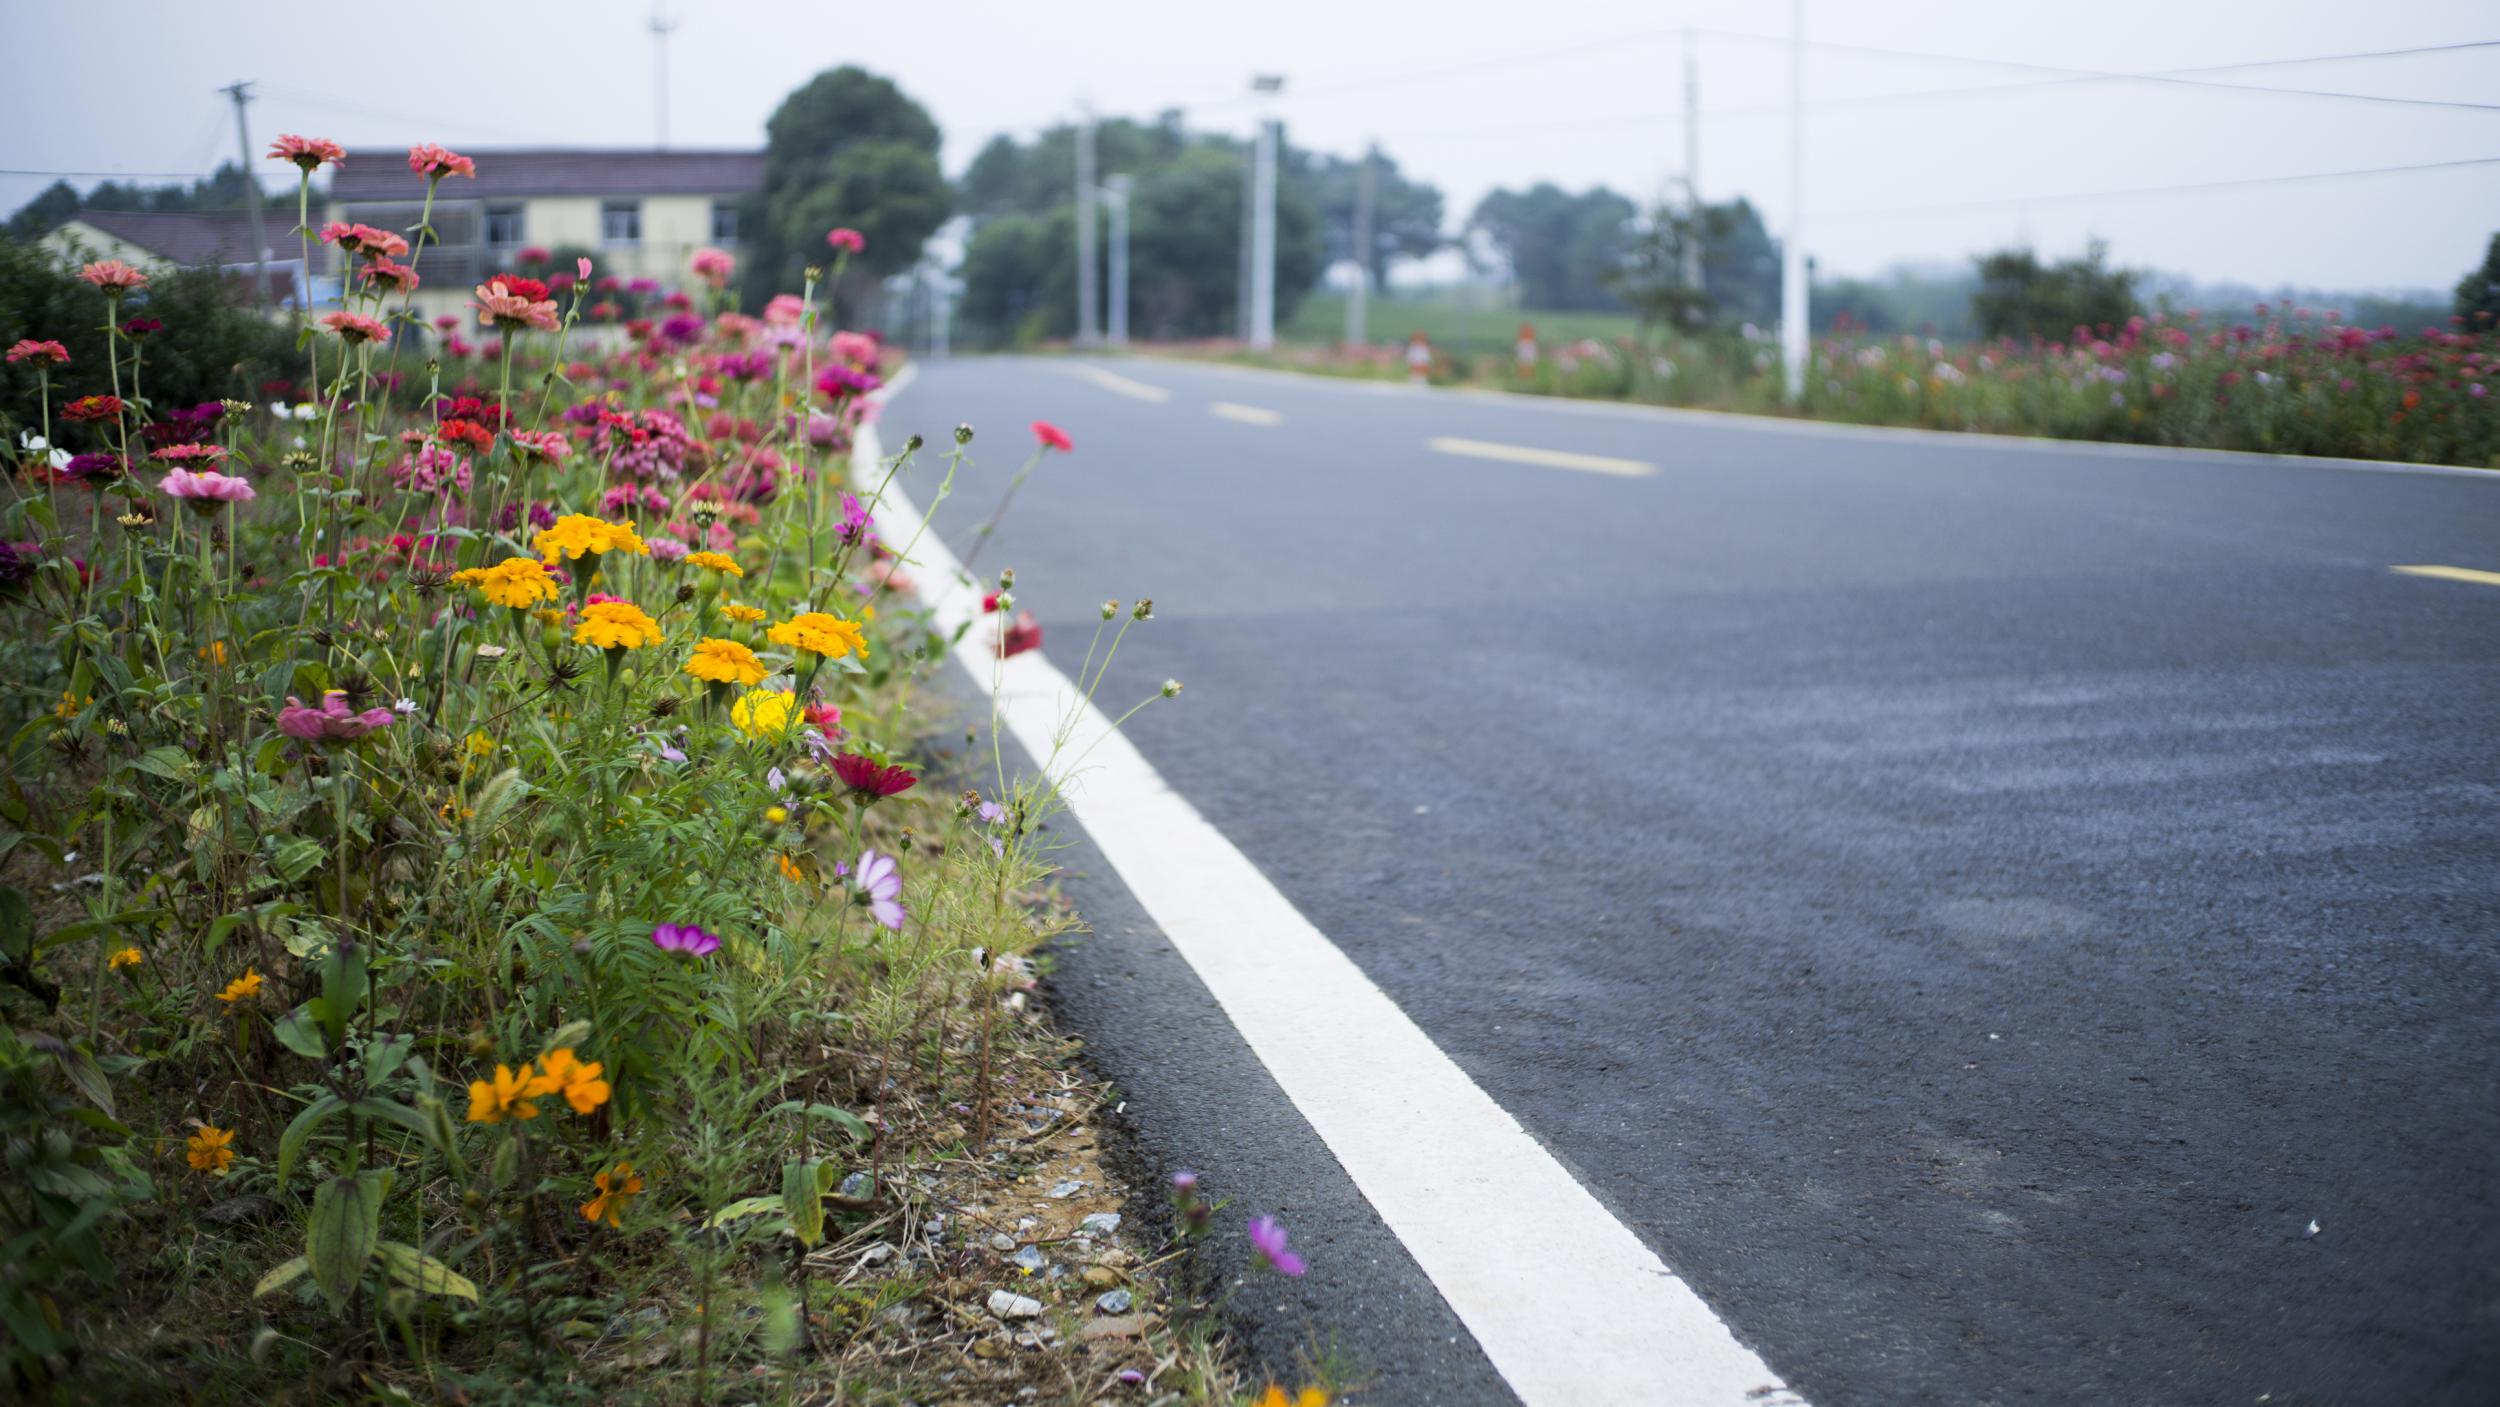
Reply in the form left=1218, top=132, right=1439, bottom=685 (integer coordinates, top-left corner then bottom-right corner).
left=0, top=141, right=1297, bottom=1403
left=1186, top=306, right=2500, bottom=468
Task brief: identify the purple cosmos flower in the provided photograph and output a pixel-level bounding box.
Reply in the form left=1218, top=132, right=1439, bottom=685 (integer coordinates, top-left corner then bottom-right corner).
left=650, top=922, right=721, bottom=957
left=1246, top=1215, right=1306, bottom=1277
left=856, top=848, right=905, bottom=931
left=978, top=801, right=1007, bottom=825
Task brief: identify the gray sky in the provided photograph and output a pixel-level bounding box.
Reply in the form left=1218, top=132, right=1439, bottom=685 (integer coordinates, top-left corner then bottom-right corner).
left=9, top=0, right=2498, bottom=294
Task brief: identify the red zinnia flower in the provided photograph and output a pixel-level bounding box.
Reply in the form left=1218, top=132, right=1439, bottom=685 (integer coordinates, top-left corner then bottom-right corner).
left=1030, top=420, right=1073, bottom=452
left=438, top=418, right=496, bottom=452
left=998, top=610, right=1042, bottom=659
left=831, top=752, right=917, bottom=801
left=267, top=134, right=346, bottom=173
left=62, top=395, right=124, bottom=423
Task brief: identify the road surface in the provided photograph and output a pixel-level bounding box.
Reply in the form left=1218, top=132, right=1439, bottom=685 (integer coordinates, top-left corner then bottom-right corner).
left=885, top=355, right=2500, bottom=1406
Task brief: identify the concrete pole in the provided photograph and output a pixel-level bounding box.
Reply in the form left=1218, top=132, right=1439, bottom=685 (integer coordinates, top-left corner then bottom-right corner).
left=221, top=81, right=273, bottom=309
left=1250, top=116, right=1278, bottom=348
left=1347, top=143, right=1375, bottom=346
left=1681, top=32, right=1704, bottom=304
left=1238, top=149, right=1255, bottom=341
left=1104, top=173, right=1132, bottom=346
left=649, top=6, right=678, bottom=148
left=1780, top=0, right=1809, bottom=401
left=1075, top=111, right=1100, bottom=346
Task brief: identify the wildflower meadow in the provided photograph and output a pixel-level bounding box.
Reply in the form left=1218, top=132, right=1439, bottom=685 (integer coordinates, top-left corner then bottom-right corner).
left=0, top=140, right=1298, bottom=1404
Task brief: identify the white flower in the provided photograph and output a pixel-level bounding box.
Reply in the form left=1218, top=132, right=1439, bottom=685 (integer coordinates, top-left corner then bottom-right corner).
left=18, top=431, right=47, bottom=452
left=45, top=448, right=69, bottom=470
left=766, top=765, right=787, bottom=793
left=393, top=698, right=419, bottom=715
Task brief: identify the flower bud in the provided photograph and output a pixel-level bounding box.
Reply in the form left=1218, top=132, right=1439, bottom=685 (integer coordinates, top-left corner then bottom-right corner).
left=953, top=423, right=974, bottom=445
left=1131, top=598, right=1154, bottom=621
left=997, top=568, right=1015, bottom=590
left=904, top=433, right=924, bottom=452
left=1160, top=679, right=1183, bottom=698
left=1100, top=599, right=1119, bottom=620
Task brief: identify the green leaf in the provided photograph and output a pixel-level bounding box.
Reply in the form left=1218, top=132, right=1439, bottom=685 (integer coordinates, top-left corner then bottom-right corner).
left=126, top=746, right=193, bottom=782
left=276, top=1093, right=347, bottom=1187
left=253, top=1255, right=312, bottom=1299
left=769, top=1100, right=872, bottom=1142
left=363, top=1033, right=413, bottom=1086
left=349, top=1097, right=440, bottom=1156
left=704, top=1194, right=788, bottom=1231
left=307, top=1170, right=391, bottom=1311
left=270, top=837, right=325, bottom=883
left=782, top=1159, right=829, bottom=1249
left=273, top=1006, right=330, bottom=1060
left=374, top=1241, right=479, bottom=1303
left=45, top=1040, right=115, bottom=1117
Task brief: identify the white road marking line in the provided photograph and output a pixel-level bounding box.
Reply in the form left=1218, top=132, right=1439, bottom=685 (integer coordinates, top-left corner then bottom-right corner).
left=1427, top=435, right=1657, bottom=478
left=2391, top=563, right=2500, bottom=587
left=1065, top=363, right=1172, bottom=403
left=864, top=368, right=1799, bottom=1407
left=1210, top=401, right=1283, bottom=426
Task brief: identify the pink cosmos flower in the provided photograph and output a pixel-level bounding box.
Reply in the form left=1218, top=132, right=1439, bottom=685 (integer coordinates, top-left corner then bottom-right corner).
left=824, top=227, right=865, bottom=254
left=689, top=246, right=735, bottom=287
left=322, top=310, right=392, bottom=345
left=267, top=134, right=346, bottom=172
left=1246, top=1216, right=1307, bottom=1277
left=5, top=339, right=69, bottom=367
left=407, top=142, right=475, bottom=180
left=160, top=467, right=256, bottom=506
left=277, top=691, right=396, bottom=743
left=650, top=921, right=722, bottom=957
left=77, top=260, right=150, bottom=294
left=855, top=849, right=905, bottom=931
left=473, top=280, right=560, bottom=333
left=1031, top=420, right=1073, bottom=452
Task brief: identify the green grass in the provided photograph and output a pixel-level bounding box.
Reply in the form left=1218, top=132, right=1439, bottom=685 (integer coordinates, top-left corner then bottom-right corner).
left=1282, top=291, right=1640, bottom=352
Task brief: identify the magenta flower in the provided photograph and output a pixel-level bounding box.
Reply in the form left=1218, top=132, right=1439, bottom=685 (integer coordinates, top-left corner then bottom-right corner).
left=856, top=849, right=905, bottom=931
left=824, top=227, right=866, bottom=254
left=277, top=692, right=397, bottom=743
left=1246, top=1215, right=1306, bottom=1277
left=650, top=922, right=721, bottom=957
left=160, top=467, right=255, bottom=508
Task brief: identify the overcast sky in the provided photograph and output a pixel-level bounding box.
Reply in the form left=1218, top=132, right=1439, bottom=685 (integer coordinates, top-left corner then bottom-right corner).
left=9, top=0, right=2497, bottom=294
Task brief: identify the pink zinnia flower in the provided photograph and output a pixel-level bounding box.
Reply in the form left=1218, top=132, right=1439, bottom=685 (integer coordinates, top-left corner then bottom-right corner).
left=509, top=429, right=571, bottom=462
left=650, top=921, right=721, bottom=956
left=267, top=134, right=346, bottom=172
left=473, top=280, right=560, bottom=333
left=689, top=246, right=735, bottom=288
left=763, top=293, right=806, bottom=326
left=153, top=442, right=230, bottom=465
left=5, top=339, right=69, bottom=367
left=407, top=142, right=475, bottom=180
left=855, top=849, right=905, bottom=930
left=77, top=260, right=150, bottom=294
left=277, top=691, right=396, bottom=743
left=360, top=260, right=420, bottom=295
left=1030, top=420, right=1073, bottom=452
left=322, top=311, right=392, bottom=345
left=160, top=467, right=255, bottom=507
left=824, top=227, right=865, bottom=254
left=1246, top=1216, right=1307, bottom=1277
left=829, top=330, right=879, bottom=368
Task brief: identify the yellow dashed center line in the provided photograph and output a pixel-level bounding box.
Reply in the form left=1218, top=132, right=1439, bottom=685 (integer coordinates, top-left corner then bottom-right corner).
left=1210, top=402, right=1282, bottom=426
left=1067, top=365, right=1171, bottom=403
left=2390, top=564, right=2500, bottom=588
left=1425, top=436, right=1656, bottom=478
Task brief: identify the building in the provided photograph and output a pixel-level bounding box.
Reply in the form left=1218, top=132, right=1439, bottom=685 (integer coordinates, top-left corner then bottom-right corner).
left=39, top=208, right=301, bottom=305
left=326, top=148, right=763, bottom=324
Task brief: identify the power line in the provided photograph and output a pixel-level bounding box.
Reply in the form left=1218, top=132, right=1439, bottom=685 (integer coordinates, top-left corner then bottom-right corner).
left=0, top=167, right=226, bottom=180
left=1822, top=153, right=2500, bottom=221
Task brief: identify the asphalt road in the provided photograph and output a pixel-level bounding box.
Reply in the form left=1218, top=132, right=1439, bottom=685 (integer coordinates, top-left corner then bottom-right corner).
left=888, top=355, right=2500, bottom=1406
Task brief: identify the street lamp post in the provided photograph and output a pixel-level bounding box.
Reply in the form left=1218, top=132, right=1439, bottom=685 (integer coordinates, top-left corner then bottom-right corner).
left=1248, top=74, right=1284, bottom=350
left=1104, top=173, right=1133, bottom=346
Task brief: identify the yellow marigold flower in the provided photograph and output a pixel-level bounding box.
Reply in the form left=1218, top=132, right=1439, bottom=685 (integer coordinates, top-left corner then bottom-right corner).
left=466, top=1063, right=541, bottom=1123
left=54, top=691, right=89, bottom=720
left=186, top=1125, right=237, bottom=1177
left=682, top=551, right=743, bottom=578
left=197, top=640, right=230, bottom=666
left=766, top=611, right=867, bottom=661
left=528, top=1047, right=612, bottom=1115
left=533, top=514, right=649, bottom=564
left=764, top=805, right=788, bottom=824
left=683, top=637, right=768, bottom=687
left=108, top=946, right=143, bottom=970
left=1254, top=1389, right=1329, bottom=1407
left=216, top=968, right=262, bottom=1003
left=573, top=600, right=664, bottom=650
left=452, top=556, right=560, bottom=609
left=731, top=688, right=798, bottom=740
left=465, top=731, right=496, bottom=757
left=582, top=1161, right=644, bottom=1227
left=720, top=603, right=766, bottom=624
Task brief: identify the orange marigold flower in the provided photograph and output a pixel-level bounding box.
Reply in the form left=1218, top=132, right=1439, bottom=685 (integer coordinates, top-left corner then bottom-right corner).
left=216, top=969, right=262, bottom=1003
left=582, top=1161, right=644, bottom=1227
left=186, top=1125, right=238, bottom=1176
left=466, top=1063, right=541, bottom=1123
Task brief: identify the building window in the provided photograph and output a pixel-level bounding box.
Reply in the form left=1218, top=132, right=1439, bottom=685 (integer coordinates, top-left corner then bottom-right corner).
left=484, top=205, right=525, bottom=248
left=710, top=201, right=740, bottom=244
left=601, top=200, right=642, bottom=246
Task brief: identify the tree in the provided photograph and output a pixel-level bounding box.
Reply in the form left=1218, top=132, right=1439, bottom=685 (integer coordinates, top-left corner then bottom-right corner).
left=1970, top=241, right=2140, bottom=341
left=6, top=164, right=263, bottom=242
left=1294, top=148, right=1443, bottom=291
left=744, top=67, right=950, bottom=315
left=0, top=233, right=297, bottom=412
left=1467, top=184, right=1638, bottom=311
left=1610, top=197, right=1782, bottom=335
left=5, top=181, right=81, bottom=241
left=2454, top=232, right=2500, bottom=330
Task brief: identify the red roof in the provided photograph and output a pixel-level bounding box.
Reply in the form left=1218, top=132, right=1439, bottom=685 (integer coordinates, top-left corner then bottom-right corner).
left=330, top=148, right=764, bottom=202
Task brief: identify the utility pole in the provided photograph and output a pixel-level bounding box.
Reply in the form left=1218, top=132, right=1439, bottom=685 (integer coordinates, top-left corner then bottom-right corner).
left=1238, top=149, right=1255, bottom=341
left=1346, top=143, right=1375, bottom=346
left=649, top=4, right=679, bottom=148
left=1103, top=173, right=1132, bottom=346
left=220, top=81, right=274, bottom=308
left=1075, top=109, right=1100, bottom=346
left=1680, top=31, right=1704, bottom=304
left=1780, top=0, right=1809, bottom=401
left=1248, top=75, right=1284, bottom=350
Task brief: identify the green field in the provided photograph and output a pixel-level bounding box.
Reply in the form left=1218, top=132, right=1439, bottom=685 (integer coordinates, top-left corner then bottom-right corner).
left=1282, top=291, right=1640, bottom=351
